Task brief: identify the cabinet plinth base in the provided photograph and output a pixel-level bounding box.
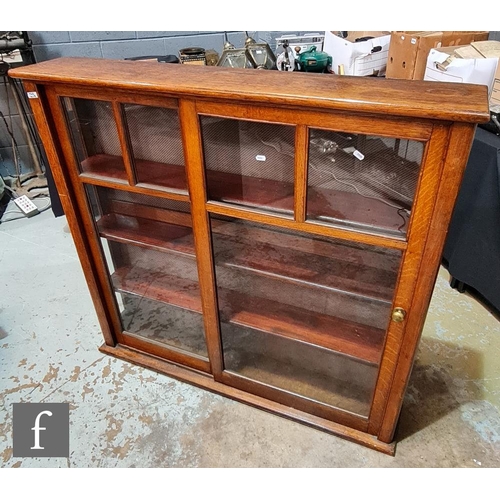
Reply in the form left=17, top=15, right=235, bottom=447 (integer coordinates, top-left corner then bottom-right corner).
left=99, top=343, right=396, bottom=456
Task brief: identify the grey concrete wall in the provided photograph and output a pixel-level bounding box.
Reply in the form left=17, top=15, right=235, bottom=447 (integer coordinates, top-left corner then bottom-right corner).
left=0, top=79, right=33, bottom=179
left=28, top=31, right=263, bottom=62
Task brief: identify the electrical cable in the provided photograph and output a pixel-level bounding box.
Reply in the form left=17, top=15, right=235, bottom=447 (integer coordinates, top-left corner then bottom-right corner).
left=259, top=136, right=408, bottom=207
left=1, top=79, right=24, bottom=184
left=256, top=134, right=410, bottom=232
left=11, top=78, right=46, bottom=170
left=2, top=75, right=23, bottom=181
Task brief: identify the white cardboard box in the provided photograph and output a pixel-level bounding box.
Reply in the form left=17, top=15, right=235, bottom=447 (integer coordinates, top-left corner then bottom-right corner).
left=323, top=31, right=391, bottom=76
left=424, top=46, right=498, bottom=99
left=468, top=41, right=500, bottom=106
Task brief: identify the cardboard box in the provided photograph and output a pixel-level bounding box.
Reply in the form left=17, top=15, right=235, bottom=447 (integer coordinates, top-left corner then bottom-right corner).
left=468, top=41, right=500, bottom=106
left=424, top=42, right=499, bottom=104
left=323, top=31, right=391, bottom=76
left=387, top=31, right=489, bottom=80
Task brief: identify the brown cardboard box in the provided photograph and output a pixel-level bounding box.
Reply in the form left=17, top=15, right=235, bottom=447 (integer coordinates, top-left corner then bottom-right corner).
left=387, top=31, right=489, bottom=80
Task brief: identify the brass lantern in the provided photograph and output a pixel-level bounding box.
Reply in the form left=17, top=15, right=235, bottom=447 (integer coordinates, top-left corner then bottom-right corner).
left=217, top=33, right=254, bottom=69
left=244, top=33, right=277, bottom=70
left=217, top=32, right=276, bottom=70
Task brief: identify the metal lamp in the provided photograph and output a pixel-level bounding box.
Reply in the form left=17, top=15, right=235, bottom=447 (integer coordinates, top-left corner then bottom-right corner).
left=217, top=34, right=254, bottom=69
left=217, top=32, right=276, bottom=70
left=244, top=33, right=277, bottom=70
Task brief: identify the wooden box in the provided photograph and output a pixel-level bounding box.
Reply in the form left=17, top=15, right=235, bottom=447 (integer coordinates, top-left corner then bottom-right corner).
left=387, top=31, right=489, bottom=80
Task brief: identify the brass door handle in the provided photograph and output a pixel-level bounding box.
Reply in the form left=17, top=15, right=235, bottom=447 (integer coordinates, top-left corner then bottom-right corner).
left=392, top=307, right=406, bottom=323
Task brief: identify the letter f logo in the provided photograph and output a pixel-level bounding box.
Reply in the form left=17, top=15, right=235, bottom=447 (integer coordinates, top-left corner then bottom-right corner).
left=31, top=410, right=52, bottom=450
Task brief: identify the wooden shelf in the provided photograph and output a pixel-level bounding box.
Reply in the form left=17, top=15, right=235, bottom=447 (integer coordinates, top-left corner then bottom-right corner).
left=81, top=154, right=127, bottom=181
left=111, top=265, right=384, bottom=364
left=81, top=154, right=407, bottom=234
left=222, top=328, right=377, bottom=416
left=308, top=186, right=409, bottom=235
left=207, top=169, right=294, bottom=214
left=120, top=294, right=208, bottom=359
left=208, top=169, right=407, bottom=233
left=96, top=207, right=398, bottom=304
left=80, top=154, right=187, bottom=191
left=213, top=226, right=398, bottom=303
left=219, top=289, right=384, bottom=364
left=112, top=267, right=203, bottom=314
left=97, top=213, right=195, bottom=257
left=135, top=159, right=187, bottom=191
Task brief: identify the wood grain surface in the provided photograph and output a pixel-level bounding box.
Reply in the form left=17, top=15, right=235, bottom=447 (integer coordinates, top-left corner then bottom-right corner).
left=9, top=57, right=490, bottom=122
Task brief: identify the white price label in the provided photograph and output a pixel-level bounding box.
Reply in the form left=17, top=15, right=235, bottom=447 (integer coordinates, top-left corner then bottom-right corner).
left=411, top=38, right=417, bottom=45
left=353, top=150, right=365, bottom=161
left=256, top=155, right=266, bottom=161
left=27, top=92, right=38, bottom=99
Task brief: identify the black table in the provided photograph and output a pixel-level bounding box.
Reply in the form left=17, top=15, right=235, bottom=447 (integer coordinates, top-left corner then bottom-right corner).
left=443, top=127, right=500, bottom=313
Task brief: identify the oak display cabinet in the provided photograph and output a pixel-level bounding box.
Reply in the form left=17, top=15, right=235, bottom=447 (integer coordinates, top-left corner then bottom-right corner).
left=10, top=58, right=489, bottom=455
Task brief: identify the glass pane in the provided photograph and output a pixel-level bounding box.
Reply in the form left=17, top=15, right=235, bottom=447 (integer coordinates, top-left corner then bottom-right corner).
left=211, top=215, right=402, bottom=416
left=222, top=325, right=379, bottom=416
left=123, top=104, right=187, bottom=192
left=200, top=116, right=295, bottom=214
left=307, top=129, right=424, bottom=238
left=62, top=97, right=125, bottom=180
left=119, top=295, right=206, bottom=357
left=86, top=185, right=207, bottom=358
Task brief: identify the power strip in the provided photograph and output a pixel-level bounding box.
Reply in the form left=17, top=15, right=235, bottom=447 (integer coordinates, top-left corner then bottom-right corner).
left=13, top=195, right=39, bottom=217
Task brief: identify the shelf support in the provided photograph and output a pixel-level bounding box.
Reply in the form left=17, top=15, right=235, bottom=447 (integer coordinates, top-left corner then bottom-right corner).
left=294, top=124, right=309, bottom=223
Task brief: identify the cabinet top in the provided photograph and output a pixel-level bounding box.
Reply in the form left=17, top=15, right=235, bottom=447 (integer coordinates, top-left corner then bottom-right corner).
left=10, top=57, right=490, bottom=123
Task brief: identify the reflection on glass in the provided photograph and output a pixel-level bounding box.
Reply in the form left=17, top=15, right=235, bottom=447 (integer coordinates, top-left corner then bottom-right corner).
left=117, top=293, right=207, bottom=357
left=211, top=215, right=402, bottom=416
left=201, top=116, right=295, bottom=214
left=123, top=104, right=187, bottom=191
left=222, top=324, right=379, bottom=416
left=85, top=185, right=208, bottom=359
left=307, top=129, right=424, bottom=238
left=62, top=97, right=124, bottom=179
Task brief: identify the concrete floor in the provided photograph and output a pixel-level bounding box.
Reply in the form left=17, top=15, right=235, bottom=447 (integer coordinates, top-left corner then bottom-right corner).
left=1, top=210, right=499, bottom=467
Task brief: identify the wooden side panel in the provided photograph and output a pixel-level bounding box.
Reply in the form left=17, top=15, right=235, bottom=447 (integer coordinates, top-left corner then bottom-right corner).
left=376, top=123, right=477, bottom=443
left=367, top=124, right=451, bottom=435
left=179, top=99, right=223, bottom=376
left=44, top=85, right=125, bottom=341
left=23, top=82, right=115, bottom=346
